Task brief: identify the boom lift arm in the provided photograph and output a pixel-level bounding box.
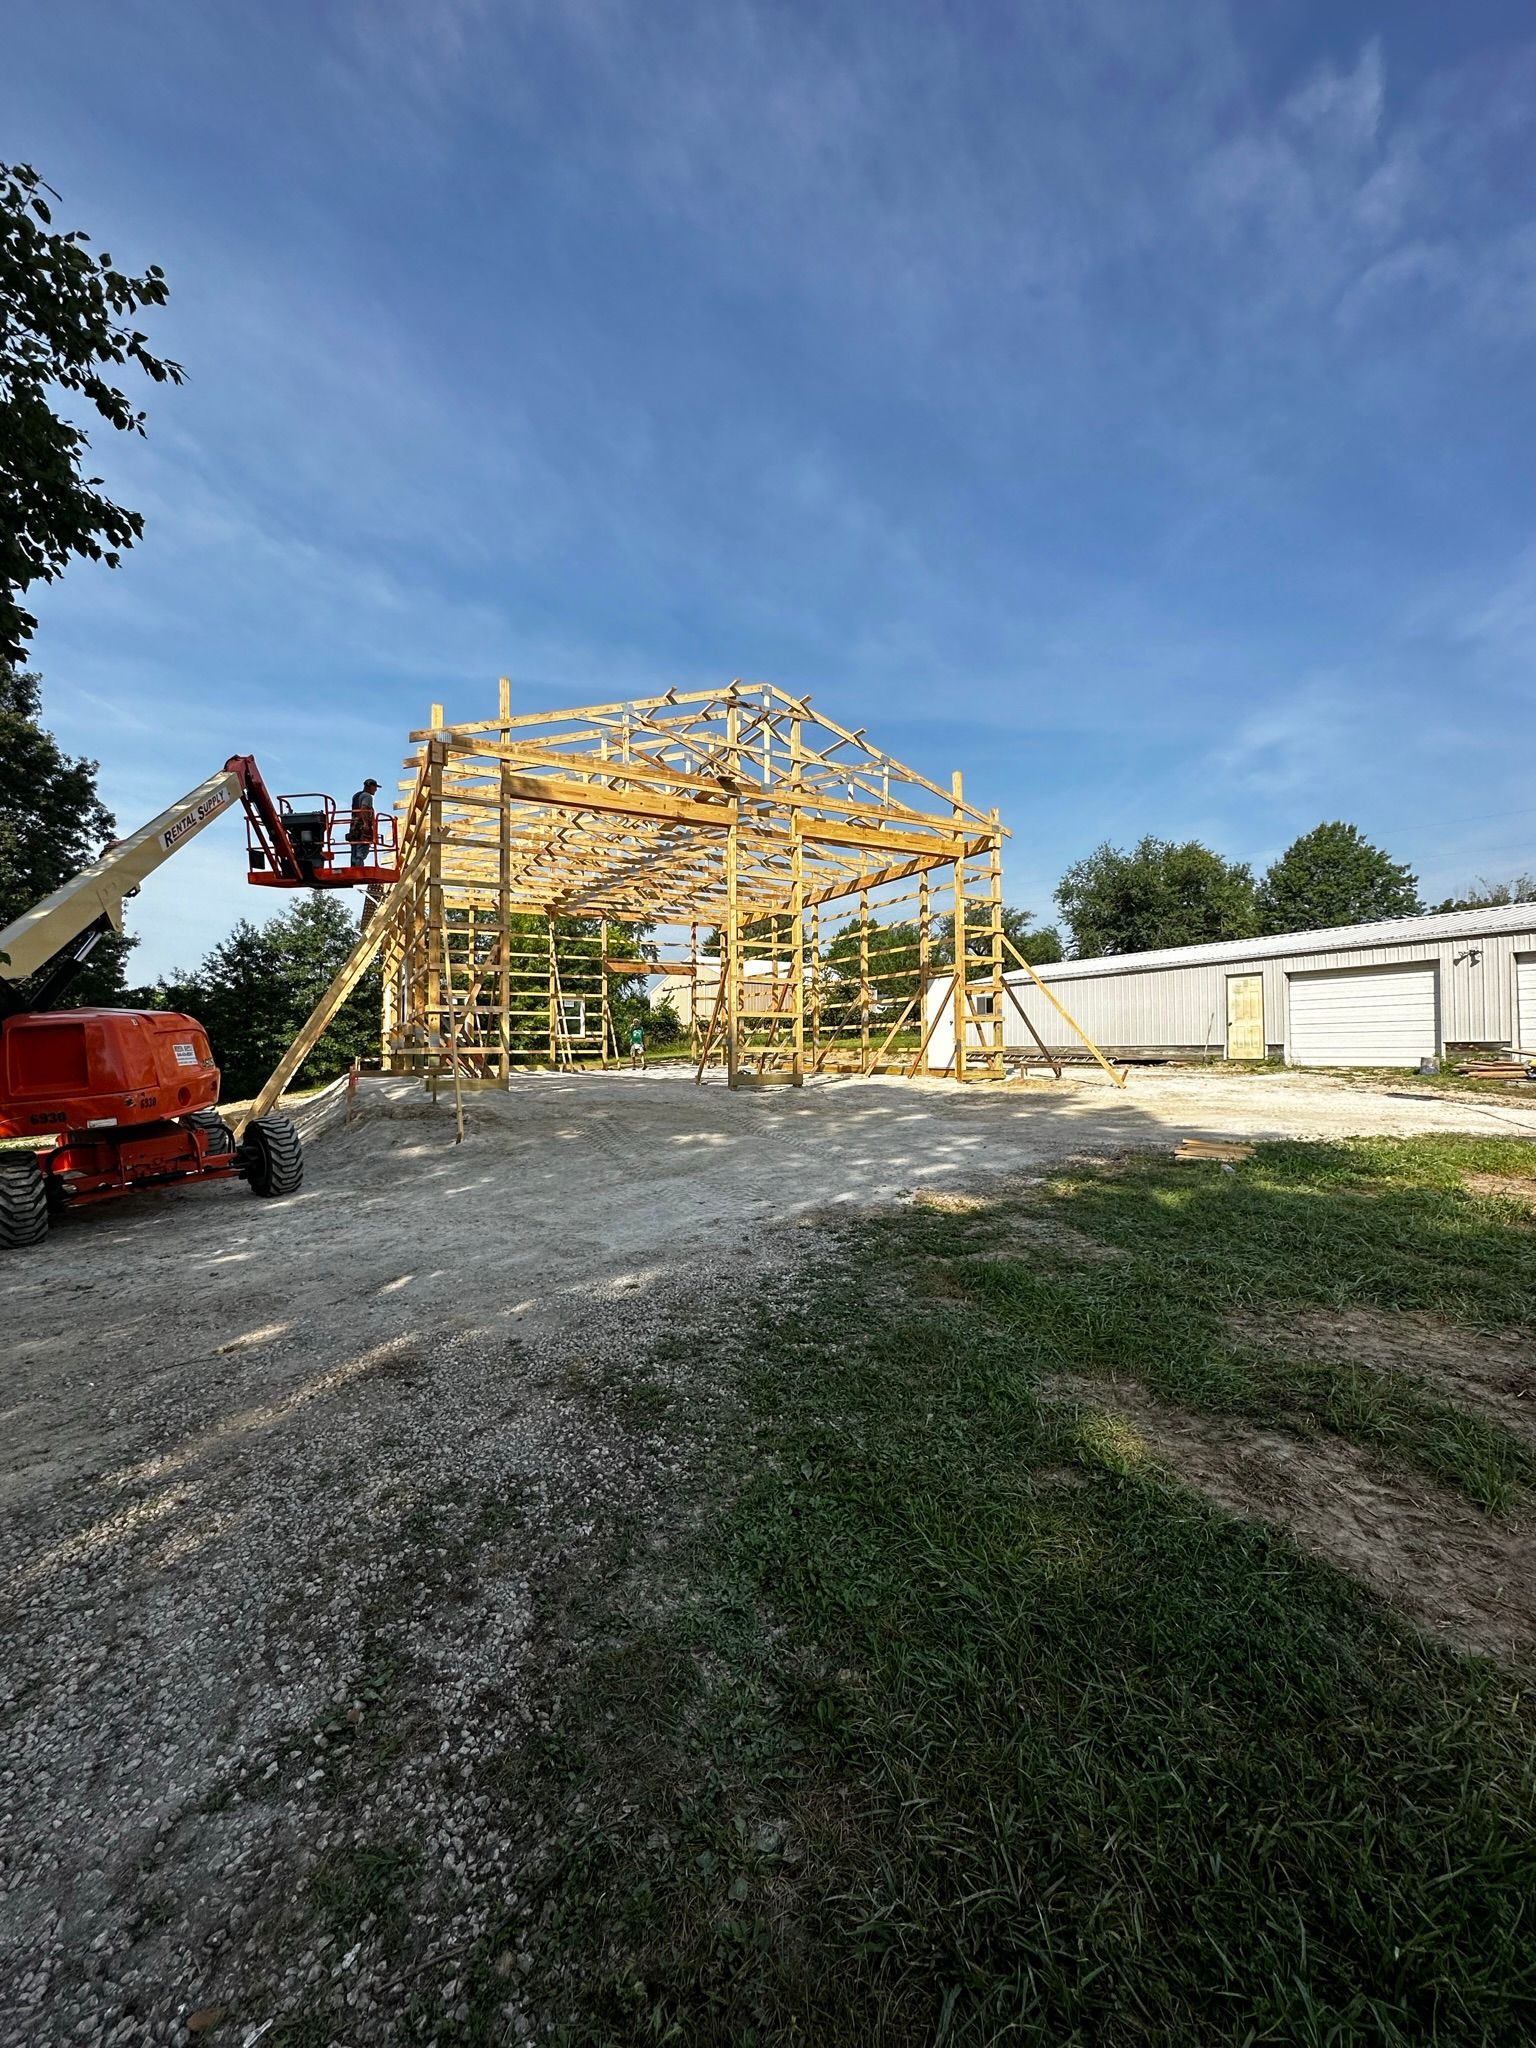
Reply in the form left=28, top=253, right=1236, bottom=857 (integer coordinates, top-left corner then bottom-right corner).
left=0, top=755, right=397, bottom=1008
left=0, top=765, right=246, bottom=996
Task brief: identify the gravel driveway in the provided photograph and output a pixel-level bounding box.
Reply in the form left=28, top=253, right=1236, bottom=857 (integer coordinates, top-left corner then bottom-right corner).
left=3, top=1066, right=1532, bottom=2044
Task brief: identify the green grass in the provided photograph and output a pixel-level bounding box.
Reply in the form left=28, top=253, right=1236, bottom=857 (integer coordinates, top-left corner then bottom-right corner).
left=444, top=1138, right=1536, bottom=2044
left=1360, top=1063, right=1536, bottom=1098
left=957, top=1137, right=1536, bottom=1512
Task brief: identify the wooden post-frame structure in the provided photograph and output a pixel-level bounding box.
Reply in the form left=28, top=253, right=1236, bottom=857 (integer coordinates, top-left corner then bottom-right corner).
left=246, top=680, right=1123, bottom=1113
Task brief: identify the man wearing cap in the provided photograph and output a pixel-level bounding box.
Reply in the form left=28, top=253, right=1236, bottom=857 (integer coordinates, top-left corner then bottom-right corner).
left=347, top=778, right=381, bottom=867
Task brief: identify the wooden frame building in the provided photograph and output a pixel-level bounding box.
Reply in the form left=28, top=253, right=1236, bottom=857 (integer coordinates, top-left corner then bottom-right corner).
left=246, top=679, right=1119, bottom=1119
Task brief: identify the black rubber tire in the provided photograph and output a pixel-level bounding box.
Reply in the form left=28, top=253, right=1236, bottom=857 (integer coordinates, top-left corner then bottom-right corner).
left=0, top=1157, right=49, bottom=1249
left=183, top=1107, right=236, bottom=1156
left=237, top=1113, right=304, bottom=1198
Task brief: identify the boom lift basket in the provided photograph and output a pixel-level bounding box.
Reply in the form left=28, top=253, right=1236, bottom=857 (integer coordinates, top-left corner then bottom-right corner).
left=240, top=789, right=400, bottom=888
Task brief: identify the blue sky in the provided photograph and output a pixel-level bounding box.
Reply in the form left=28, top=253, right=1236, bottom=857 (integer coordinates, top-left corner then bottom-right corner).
left=6, top=0, right=1536, bottom=977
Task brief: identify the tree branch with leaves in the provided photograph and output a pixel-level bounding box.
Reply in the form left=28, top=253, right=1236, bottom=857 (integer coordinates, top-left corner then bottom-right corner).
left=1, top=161, right=183, bottom=666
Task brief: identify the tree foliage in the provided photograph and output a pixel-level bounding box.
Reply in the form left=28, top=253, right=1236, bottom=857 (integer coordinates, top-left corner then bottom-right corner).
left=0, top=665, right=133, bottom=1001
left=1258, top=822, right=1422, bottom=935
left=1431, top=875, right=1536, bottom=913
left=149, top=895, right=378, bottom=1101
left=933, top=903, right=1064, bottom=967
left=821, top=917, right=923, bottom=1013
left=1, top=162, right=183, bottom=666
left=1056, top=838, right=1258, bottom=957
left=611, top=987, right=686, bottom=1047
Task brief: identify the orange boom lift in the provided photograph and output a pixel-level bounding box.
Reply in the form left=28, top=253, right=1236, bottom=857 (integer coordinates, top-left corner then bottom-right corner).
left=0, top=756, right=397, bottom=1248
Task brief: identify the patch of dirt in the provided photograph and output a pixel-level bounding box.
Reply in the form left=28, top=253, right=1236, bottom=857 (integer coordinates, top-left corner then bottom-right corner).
left=912, top=1188, right=1123, bottom=1264
left=1046, top=1374, right=1536, bottom=1663
left=1463, top=1170, right=1536, bottom=1212
left=993, top=1214, right=1124, bottom=1262
left=1227, top=1306, right=1536, bottom=1443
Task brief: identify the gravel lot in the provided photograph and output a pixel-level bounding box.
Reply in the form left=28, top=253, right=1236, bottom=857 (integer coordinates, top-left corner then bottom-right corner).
left=3, top=1065, right=1533, bottom=2045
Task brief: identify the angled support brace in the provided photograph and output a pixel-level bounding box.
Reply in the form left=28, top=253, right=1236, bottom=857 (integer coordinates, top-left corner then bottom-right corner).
left=238, top=865, right=418, bottom=1132
left=1001, top=937, right=1126, bottom=1087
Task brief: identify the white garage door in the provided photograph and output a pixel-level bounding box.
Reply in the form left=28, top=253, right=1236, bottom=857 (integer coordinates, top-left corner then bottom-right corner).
left=1288, top=963, right=1438, bottom=1068
left=1517, top=955, right=1536, bottom=1054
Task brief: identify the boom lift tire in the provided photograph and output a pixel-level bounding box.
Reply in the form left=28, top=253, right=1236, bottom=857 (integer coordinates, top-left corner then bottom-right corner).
left=237, top=1113, right=304, bottom=1198
left=184, top=1107, right=236, bottom=1155
left=0, top=1157, right=49, bottom=1249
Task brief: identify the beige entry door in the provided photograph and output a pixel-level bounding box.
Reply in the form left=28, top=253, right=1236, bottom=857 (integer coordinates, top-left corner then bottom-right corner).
left=1226, top=973, right=1265, bottom=1060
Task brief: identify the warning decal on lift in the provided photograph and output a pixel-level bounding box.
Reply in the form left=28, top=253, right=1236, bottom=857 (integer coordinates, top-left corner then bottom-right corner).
left=173, top=1043, right=199, bottom=1066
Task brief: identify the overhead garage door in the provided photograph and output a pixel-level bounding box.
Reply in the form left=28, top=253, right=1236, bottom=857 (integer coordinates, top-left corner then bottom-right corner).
left=1517, top=955, right=1536, bottom=1054
left=1288, top=962, right=1437, bottom=1068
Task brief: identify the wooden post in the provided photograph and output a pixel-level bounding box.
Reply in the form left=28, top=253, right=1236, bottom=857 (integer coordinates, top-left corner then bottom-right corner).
left=791, top=829, right=805, bottom=1083
left=444, top=982, right=466, bottom=1142
left=725, top=694, right=740, bottom=1089
left=725, top=816, right=740, bottom=1088
left=546, top=913, right=557, bottom=1067
left=498, top=761, right=511, bottom=1080
left=858, top=886, right=870, bottom=1074
left=918, top=871, right=932, bottom=1076
left=950, top=772, right=966, bottom=1080
left=809, top=899, right=821, bottom=1069
left=987, top=810, right=1005, bottom=1080
left=427, top=739, right=445, bottom=1082
left=381, top=933, right=398, bottom=1068
left=689, top=921, right=700, bottom=1064
left=602, top=917, right=614, bottom=1064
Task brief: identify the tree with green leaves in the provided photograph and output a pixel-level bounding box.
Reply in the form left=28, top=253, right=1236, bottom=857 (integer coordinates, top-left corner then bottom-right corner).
left=1, top=161, right=182, bottom=667
left=150, top=894, right=378, bottom=1100
left=1056, top=838, right=1258, bottom=957
left=821, top=917, right=924, bottom=1015
left=933, top=903, right=1063, bottom=967
left=1431, top=875, right=1536, bottom=913
left=0, top=665, right=134, bottom=1001
left=1258, top=823, right=1422, bottom=935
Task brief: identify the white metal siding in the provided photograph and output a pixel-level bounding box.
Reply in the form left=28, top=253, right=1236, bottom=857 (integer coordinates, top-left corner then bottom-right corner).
left=1287, top=964, right=1437, bottom=1068
left=923, top=975, right=990, bottom=1072
left=1517, top=956, right=1536, bottom=1054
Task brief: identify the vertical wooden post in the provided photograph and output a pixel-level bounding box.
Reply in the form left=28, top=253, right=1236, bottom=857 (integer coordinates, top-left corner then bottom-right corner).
left=381, top=934, right=398, bottom=1069
left=987, top=809, right=1005, bottom=1080
left=858, top=886, right=871, bottom=1074
left=498, top=761, right=511, bottom=1080
left=809, top=900, right=821, bottom=1069
left=689, top=921, right=700, bottom=1064
left=546, top=913, right=557, bottom=1067
left=919, top=871, right=932, bottom=1076
left=426, top=739, right=445, bottom=1086
left=599, top=919, right=611, bottom=1070
left=951, top=771, right=966, bottom=1081
left=791, top=828, right=805, bottom=1083
left=725, top=816, right=740, bottom=1088
left=725, top=694, right=741, bottom=1089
